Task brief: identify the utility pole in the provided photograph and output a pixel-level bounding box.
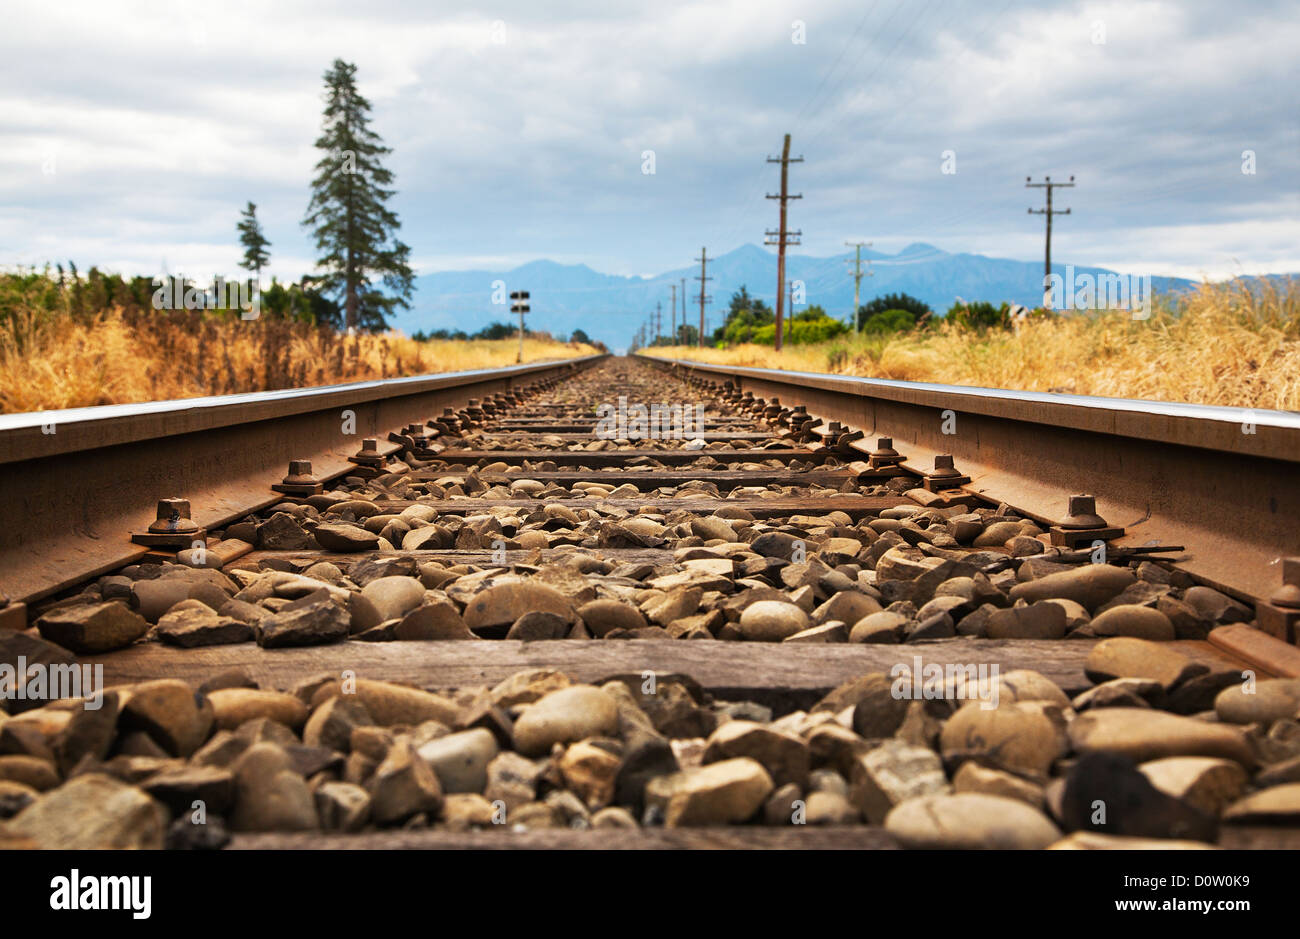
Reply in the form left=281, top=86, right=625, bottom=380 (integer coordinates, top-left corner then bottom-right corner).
left=510, top=290, right=530, bottom=363
left=765, top=133, right=803, bottom=352
left=680, top=277, right=687, bottom=341
left=654, top=301, right=662, bottom=345
left=1027, top=175, right=1074, bottom=306
left=845, top=241, right=872, bottom=333
left=669, top=283, right=677, bottom=345
left=694, top=247, right=712, bottom=348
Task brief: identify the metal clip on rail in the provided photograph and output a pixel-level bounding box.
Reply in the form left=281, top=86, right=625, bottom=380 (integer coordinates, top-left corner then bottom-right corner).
left=131, top=498, right=206, bottom=549
left=921, top=454, right=971, bottom=491
left=1257, top=557, right=1300, bottom=644
left=272, top=460, right=324, bottom=497
left=1048, top=494, right=1125, bottom=548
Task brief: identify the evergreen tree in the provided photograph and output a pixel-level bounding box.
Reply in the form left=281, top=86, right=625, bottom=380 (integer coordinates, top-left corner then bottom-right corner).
left=303, top=59, right=414, bottom=332
left=236, top=202, right=271, bottom=283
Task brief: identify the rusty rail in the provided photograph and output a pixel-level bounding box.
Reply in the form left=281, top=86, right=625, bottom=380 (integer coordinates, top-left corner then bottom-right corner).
left=0, top=355, right=606, bottom=605
left=638, top=353, right=1300, bottom=605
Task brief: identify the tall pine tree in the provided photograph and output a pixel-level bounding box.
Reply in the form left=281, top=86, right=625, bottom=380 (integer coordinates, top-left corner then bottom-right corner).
left=236, top=201, right=271, bottom=283
left=303, top=59, right=414, bottom=332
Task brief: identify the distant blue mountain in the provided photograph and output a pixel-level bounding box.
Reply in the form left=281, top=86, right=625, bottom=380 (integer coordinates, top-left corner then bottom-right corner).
left=391, top=243, right=1256, bottom=351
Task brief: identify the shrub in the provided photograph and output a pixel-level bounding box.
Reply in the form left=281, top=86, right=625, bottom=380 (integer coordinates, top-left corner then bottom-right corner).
left=946, top=300, right=1012, bottom=331
left=862, top=308, right=916, bottom=334
left=856, top=292, right=931, bottom=330
left=751, top=314, right=849, bottom=345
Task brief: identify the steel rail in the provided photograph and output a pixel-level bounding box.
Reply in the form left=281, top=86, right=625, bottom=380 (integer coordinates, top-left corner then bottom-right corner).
left=638, top=353, right=1300, bottom=604
left=0, top=354, right=607, bottom=605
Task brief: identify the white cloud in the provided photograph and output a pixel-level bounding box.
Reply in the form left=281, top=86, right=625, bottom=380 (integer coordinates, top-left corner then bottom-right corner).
left=0, top=0, right=1295, bottom=283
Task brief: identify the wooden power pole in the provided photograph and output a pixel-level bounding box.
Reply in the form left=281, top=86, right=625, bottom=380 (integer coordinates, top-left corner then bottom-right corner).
left=765, top=134, right=803, bottom=352
left=669, top=283, right=677, bottom=344
left=1027, top=175, right=1074, bottom=305
left=694, top=248, right=712, bottom=348
left=845, top=241, right=872, bottom=333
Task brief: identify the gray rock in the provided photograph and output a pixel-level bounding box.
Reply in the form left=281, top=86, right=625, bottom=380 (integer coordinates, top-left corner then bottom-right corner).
left=850, top=740, right=948, bottom=823
left=417, top=728, right=499, bottom=793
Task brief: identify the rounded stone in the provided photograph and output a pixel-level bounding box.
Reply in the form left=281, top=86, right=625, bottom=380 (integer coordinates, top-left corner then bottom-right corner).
left=940, top=701, right=1068, bottom=777
left=1214, top=678, right=1300, bottom=725
left=206, top=688, right=309, bottom=732
left=1084, top=636, right=1204, bottom=690
left=738, top=601, right=811, bottom=642
left=849, top=611, right=906, bottom=643
left=360, top=576, right=426, bottom=622
left=1068, top=707, right=1255, bottom=766
left=885, top=793, right=1061, bottom=849
left=463, top=582, right=574, bottom=629
left=513, top=685, right=620, bottom=757
left=1091, top=605, right=1175, bottom=641
left=577, top=599, right=648, bottom=637
left=691, top=516, right=738, bottom=542
left=1008, top=565, right=1136, bottom=612
left=972, top=521, right=1023, bottom=547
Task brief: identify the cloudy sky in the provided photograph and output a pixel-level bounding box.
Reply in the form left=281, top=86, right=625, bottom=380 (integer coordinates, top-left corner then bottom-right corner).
left=2, top=0, right=1296, bottom=284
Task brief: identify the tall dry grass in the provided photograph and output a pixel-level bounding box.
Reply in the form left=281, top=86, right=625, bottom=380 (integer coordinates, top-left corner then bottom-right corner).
left=0, top=300, right=595, bottom=414
left=646, top=278, right=1300, bottom=410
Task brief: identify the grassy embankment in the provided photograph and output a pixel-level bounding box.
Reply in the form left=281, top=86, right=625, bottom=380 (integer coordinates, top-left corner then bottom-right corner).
left=644, top=279, right=1300, bottom=410
left=0, top=276, right=596, bottom=413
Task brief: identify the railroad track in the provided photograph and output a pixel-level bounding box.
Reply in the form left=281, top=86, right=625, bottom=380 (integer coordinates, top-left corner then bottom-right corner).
left=1, top=353, right=1299, bottom=850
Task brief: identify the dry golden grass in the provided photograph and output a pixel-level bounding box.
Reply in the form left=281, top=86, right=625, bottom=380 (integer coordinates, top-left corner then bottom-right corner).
left=0, top=304, right=595, bottom=413
left=646, top=278, right=1300, bottom=410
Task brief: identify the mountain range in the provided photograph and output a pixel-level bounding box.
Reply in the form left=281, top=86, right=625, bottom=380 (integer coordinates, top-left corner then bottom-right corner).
left=392, top=243, right=1212, bottom=352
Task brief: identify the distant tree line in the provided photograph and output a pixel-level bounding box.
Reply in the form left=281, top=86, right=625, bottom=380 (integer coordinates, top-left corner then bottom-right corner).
left=697, top=286, right=1054, bottom=348
left=410, top=323, right=603, bottom=349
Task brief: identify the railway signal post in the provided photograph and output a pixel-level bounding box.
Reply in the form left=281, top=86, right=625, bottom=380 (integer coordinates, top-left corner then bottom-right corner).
left=511, top=290, right=530, bottom=363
